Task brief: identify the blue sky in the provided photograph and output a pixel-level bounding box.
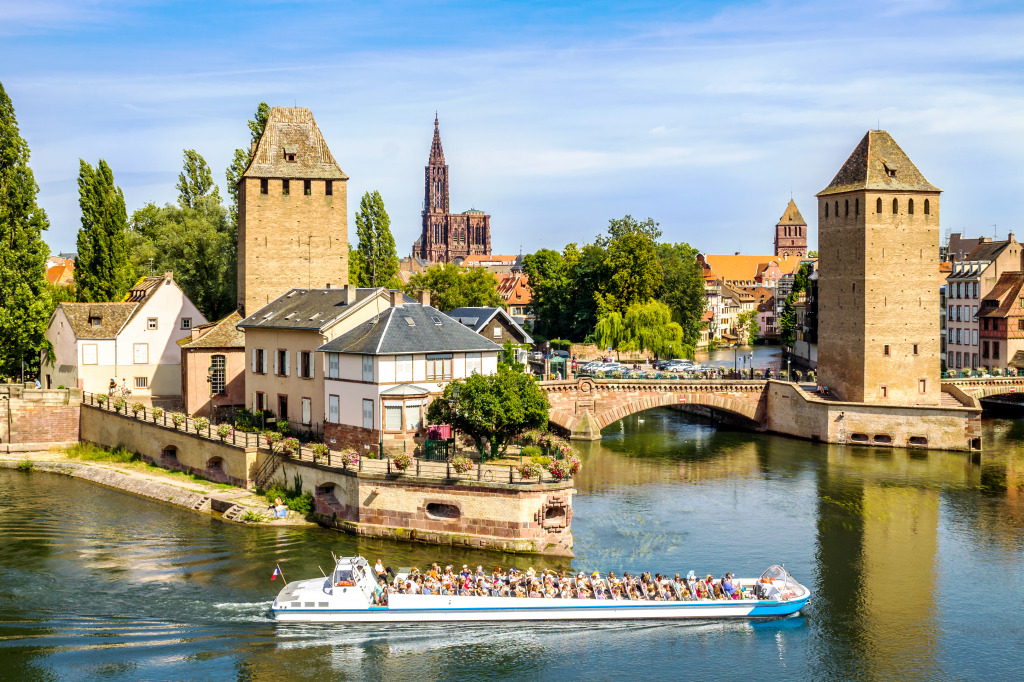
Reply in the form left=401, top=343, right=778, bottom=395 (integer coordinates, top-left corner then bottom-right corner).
left=4, top=0, right=1024, bottom=256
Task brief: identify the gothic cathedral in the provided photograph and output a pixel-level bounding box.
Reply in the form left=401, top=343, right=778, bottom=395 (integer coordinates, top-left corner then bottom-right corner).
left=412, top=116, right=491, bottom=263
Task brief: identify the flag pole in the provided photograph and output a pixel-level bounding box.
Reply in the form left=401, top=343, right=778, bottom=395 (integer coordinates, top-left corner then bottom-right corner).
left=278, top=564, right=288, bottom=586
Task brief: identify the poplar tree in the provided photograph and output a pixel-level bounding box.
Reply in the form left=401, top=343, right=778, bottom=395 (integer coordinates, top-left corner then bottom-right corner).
left=176, top=149, right=220, bottom=209
left=353, top=190, right=400, bottom=287
left=0, top=81, right=51, bottom=378
left=75, top=159, right=135, bottom=302
left=226, top=101, right=269, bottom=224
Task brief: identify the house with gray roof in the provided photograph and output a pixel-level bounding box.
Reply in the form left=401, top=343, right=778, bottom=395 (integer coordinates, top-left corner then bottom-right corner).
left=235, top=285, right=415, bottom=433
left=43, top=272, right=207, bottom=398
left=444, top=306, right=532, bottom=366
left=317, top=301, right=501, bottom=449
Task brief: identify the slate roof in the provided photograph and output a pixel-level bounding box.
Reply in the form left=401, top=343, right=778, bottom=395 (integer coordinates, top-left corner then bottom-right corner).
left=318, top=303, right=503, bottom=355
left=242, top=107, right=348, bottom=180
left=445, top=306, right=534, bottom=344
left=777, top=199, right=806, bottom=226
left=818, top=130, right=941, bottom=197
left=237, top=287, right=412, bottom=332
left=966, top=239, right=1014, bottom=263
left=179, top=311, right=244, bottom=349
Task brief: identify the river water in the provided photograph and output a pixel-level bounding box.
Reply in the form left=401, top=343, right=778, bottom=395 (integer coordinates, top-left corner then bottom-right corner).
left=2, top=412, right=1023, bottom=680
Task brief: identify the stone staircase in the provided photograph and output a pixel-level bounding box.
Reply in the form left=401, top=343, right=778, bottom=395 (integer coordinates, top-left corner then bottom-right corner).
left=221, top=504, right=245, bottom=521
left=190, top=495, right=212, bottom=512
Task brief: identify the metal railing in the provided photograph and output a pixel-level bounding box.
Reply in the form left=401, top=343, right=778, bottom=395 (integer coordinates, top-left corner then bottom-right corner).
left=80, top=392, right=570, bottom=486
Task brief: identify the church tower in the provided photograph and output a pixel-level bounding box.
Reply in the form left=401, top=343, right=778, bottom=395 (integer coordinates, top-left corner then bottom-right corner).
left=775, top=199, right=808, bottom=258
left=236, top=107, right=348, bottom=315
left=412, top=116, right=491, bottom=264
left=816, top=130, right=941, bottom=405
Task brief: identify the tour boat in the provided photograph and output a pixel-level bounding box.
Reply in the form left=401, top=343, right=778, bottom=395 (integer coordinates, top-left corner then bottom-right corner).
left=271, top=556, right=811, bottom=623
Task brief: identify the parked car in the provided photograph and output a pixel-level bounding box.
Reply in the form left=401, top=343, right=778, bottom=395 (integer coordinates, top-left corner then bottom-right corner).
left=529, top=351, right=544, bottom=361
left=552, top=350, right=570, bottom=359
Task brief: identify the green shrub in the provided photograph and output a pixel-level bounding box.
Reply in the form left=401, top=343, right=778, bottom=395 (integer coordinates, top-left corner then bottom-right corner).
left=16, top=460, right=34, bottom=472
left=239, top=509, right=267, bottom=523
left=522, top=445, right=542, bottom=458
left=263, top=483, right=313, bottom=516
left=66, top=442, right=140, bottom=463
left=530, top=454, right=552, bottom=466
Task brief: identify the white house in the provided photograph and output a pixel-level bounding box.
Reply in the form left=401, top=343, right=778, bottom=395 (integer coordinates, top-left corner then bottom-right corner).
left=43, top=272, right=206, bottom=398
left=318, top=301, right=502, bottom=448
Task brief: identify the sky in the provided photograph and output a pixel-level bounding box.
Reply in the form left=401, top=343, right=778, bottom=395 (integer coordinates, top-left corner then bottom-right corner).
left=4, top=0, right=1024, bottom=257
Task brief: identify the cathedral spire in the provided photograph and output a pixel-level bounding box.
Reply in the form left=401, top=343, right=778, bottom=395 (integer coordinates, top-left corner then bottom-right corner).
left=429, top=114, right=445, bottom=165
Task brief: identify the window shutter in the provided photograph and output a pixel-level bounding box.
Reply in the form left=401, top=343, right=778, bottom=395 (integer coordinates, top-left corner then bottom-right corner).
left=274, top=351, right=279, bottom=375
left=261, top=351, right=267, bottom=374
left=251, top=349, right=257, bottom=373
left=283, top=351, right=290, bottom=377
left=252, top=393, right=257, bottom=411
left=309, top=353, right=314, bottom=378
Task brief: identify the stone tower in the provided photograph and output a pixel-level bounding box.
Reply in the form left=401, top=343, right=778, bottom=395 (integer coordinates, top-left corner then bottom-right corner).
left=412, top=116, right=491, bottom=263
left=237, top=107, right=348, bottom=315
left=775, top=199, right=808, bottom=258
left=816, top=130, right=941, bottom=404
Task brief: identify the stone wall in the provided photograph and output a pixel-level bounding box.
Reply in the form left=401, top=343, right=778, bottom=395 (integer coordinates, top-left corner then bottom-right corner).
left=764, top=380, right=982, bottom=451
left=0, top=386, right=82, bottom=449
left=271, top=459, right=575, bottom=556
left=80, top=405, right=258, bottom=487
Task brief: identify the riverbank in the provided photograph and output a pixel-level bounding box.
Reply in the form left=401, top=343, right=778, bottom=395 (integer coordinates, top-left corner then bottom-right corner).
left=0, top=451, right=316, bottom=527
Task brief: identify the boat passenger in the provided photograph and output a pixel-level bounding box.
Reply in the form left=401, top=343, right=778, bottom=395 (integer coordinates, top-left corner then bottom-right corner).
left=722, top=575, right=736, bottom=599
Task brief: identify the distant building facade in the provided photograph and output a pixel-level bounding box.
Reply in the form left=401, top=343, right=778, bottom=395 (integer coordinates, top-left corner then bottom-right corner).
left=817, top=130, right=941, bottom=404
left=237, top=107, right=349, bottom=315
left=412, top=116, right=491, bottom=264
left=978, top=271, right=1024, bottom=372
left=179, top=311, right=246, bottom=418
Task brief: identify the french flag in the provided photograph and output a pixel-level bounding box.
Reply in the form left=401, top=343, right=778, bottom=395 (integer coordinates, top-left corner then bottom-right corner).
left=271, top=565, right=282, bottom=581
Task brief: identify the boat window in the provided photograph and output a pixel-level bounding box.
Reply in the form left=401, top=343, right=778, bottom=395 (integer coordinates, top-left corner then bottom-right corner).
left=334, top=569, right=355, bottom=586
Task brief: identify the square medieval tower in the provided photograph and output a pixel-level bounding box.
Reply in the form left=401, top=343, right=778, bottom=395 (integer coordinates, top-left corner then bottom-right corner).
left=816, top=130, right=941, bottom=405
left=237, top=107, right=349, bottom=315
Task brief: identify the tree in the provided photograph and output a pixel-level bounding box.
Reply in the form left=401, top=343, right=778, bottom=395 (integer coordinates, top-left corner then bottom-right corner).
left=807, top=250, right=818, bottom=258
left=177, top=149, right=221, bottom=210
left=736, top=309, right=760, bottom=345
left=779, top=263, right=813, bottom=348
left=656, top=242, right=706, bottom=345
left=405, top=263, right=502, bottom=311
left=603, top=214, right=662, bottom=243
left=603, top=220, right=662, bottom=313
left=351, top=190, right=399, bottom=287
left=426, top=367, right=550, bottom=459
left=594, top=300, right=692, bottom=360
left=226, top=102, right=269, bottom=225
left=0, top=81, right=51, bottom=378
left=75, top=159, right=134, bottom=302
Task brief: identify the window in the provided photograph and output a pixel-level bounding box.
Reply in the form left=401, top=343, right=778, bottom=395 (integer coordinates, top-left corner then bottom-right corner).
left=301, top=397, right=311, bottom=426
left=396, top=355, right=413, bottom=382
left=82, top=344, right=98, bottom=365
left=880, top=386, right=888, bottom=398
left=994, top=342, right=1000, bottom=360
left=973, top=329, right=978, bottom=346
left=285, top=151, right=296, bottom=162
left=298, top=351, right=313, bottom=378
left=278, top=395, right=288, bottom=420
left=405, top=401, right=423, bottom=430
left=426, top=353, right=453, bottom=381
left=275, top=349, right=289, bottom=376
left=211, top=354, right=226, bottom=394
left=908, top=198, right=915, bottom=215
left=913, top=344, right=919, bottom=355
left=362, top=399, right=373, bottom=429
left=385, top=404, right=402, bottom=431
left=181, top=318, right=192, bottom=330
left=135, top=376, right=148, bottom=389
left=329, top=395, right=339, bottom=423
left=282, top=179, right=290, bottom=195
left=924, top=199, right=930, bottom=215
left=466, top=352, right=482, bottom=376
left=492, top=325, right=502, bottom=339
left=252, top=348, right=267, bottom=374
left=855, top=198, right=859, bottom=216
left=255, top=391, right=266, bottom=411
left=956, top=352, right=962, bottom=368
left=892, top=198, right=898, bottom=214
left=844, top=199, right=849, bottom=217
left=328, top=353, right=339, bottom=379
left=362, top=355, right=373, bottom=382
left=1019, top=320, right=1024, bottom=331
left=304, top=179, right=311, bottom=196
left=876, top=198, right=882, bottom=213
left=973, top=353, right=979, bottom=369
left=919, top=379, right=926, bottom=393
left=973, top=282, right=978, bottom=298
left=147, top=318, right=157, bottom=330
left=973, top=305, right=978, bottom=320
left=90, top=316, right=101, bottom=327
left=133, top=343, right=148, bottom=364
left=325, top=180, right=333, bottom=196
left=834, top=201, right=839, bottom=217
left=260, top=178, right=268, bottom=194
left=883, top=344, right=890, bottom=356
left=825, top=203, right=829, bottom=218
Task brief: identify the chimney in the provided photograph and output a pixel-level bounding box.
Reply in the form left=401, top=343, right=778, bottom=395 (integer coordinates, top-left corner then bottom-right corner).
left=344, top=284, right=357, bottom=304
left=250, top=141, right=257, bottom=158
left=164, top=271, right=173, bottom=283
left=390, top=290, right=403, bottom=308
left=418, top=290, right=431, bottom=306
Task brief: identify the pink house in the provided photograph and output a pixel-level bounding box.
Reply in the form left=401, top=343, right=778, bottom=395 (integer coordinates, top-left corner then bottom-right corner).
left=179, top=311, right=246, bottom=418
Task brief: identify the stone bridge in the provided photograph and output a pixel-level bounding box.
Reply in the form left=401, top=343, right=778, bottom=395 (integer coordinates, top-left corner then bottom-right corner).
left=947, top=377, right=1024, bottom=401
left=540, top=377, right=768, bottom=440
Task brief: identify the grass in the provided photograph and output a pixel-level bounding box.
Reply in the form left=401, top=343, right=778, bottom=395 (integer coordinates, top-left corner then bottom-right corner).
left=239, top=509, right=267, bottom=523
left=16, top=460, right=34, bottom=472
left=65, top=442, right=141, bottom=463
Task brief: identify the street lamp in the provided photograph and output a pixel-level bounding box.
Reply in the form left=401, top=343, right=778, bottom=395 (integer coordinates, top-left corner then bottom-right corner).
left=206, top=364, right=214, bottom=425
left=749, top=351, right=754, bottom=380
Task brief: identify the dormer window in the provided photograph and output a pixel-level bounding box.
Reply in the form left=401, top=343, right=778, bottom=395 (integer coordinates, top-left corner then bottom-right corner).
left=90, top=317, right=101, bottom=327
left=884, top=164, right=897, bottom=178
left=283, top=146, right=298, bottom=163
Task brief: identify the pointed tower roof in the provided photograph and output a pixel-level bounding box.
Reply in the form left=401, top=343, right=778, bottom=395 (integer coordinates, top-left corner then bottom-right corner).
left=777, top=199, right=806, bottom=226
left=817, top=130, right=940, bottom=197
left=243, top=107, right=348, bottom=180
left=429, top=114, right=445, bottom=165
